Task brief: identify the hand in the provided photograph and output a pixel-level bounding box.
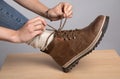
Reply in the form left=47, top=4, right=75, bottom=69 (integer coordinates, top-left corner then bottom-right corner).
left=47, top=2, right=73, bottom=21
left=16, top=16, right=46, bottom=43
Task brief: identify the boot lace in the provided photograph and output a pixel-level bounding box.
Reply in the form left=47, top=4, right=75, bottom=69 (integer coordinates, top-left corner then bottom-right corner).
left=44, top=18, right=79, bottom=50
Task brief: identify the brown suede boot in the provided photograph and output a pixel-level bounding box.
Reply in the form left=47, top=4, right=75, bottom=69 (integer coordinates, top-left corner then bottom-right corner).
left=43, top=15, right=109, bottom=72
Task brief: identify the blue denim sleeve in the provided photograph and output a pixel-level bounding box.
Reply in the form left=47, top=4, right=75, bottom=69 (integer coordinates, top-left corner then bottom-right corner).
left=0, top=0, right=28, bottom=30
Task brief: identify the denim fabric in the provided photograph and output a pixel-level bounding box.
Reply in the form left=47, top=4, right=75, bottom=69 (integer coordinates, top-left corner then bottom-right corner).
left=0, top=0, right=28, bottom=30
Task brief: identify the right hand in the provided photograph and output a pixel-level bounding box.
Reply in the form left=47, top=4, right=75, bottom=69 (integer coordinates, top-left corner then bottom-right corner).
left=46, top=2, right=73, bottom=21
left=16, top=16, right=46, bottom=43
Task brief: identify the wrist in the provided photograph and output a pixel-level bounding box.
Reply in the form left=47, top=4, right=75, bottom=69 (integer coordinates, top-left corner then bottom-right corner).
left=45, top=9, right=52, bottom=21
left=10, top=31, right=21, bottom=43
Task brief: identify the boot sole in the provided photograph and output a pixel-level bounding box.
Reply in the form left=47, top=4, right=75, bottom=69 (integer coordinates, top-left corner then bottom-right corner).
left=62, top=16, right=110, bottom=73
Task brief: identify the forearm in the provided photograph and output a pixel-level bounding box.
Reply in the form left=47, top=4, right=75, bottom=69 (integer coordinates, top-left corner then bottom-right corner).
left=0, top=27, right=19, bottom=43
left=14, top=0, right=49, bottom=19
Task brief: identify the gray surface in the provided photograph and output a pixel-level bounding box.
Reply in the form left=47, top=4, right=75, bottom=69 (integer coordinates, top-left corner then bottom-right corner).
left=0, top=0, right=120, bottom=68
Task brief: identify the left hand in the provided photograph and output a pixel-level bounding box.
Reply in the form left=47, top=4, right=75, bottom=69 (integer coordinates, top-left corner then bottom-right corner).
left=16, top=16, right=46, bottom=43
left=46, top=2, right=73, bottom=21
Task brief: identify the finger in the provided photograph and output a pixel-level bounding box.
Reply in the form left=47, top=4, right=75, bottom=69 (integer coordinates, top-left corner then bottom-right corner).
left=28, top=16, right=46, bottom=26
left=63, top=3, right=72, bottom=13
left=67, top=11, right=73, bottom=18
left=33, top=20, right=42, bottom=26
left=34, top=25, right=44, bottom=31
left=34, top=24, right=45, bottom=31
left=67, top=6, right=73, bottom=14
left=38, top=17, right=47, bottom=26
left=66, top=5, right=72, bottom=13
left=26, top=20, right=43, bottom=33
left=55, top=3, right=65, bottom=18
left=33, top=20, right=46, bottom=29
left=32, top=30, right=43, bottom=37
left=68, top=14, right=72, bottom=18
left=65, top=7, right=72, bottom=17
